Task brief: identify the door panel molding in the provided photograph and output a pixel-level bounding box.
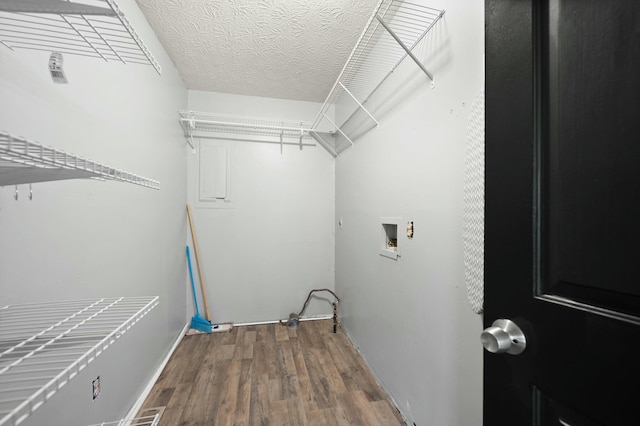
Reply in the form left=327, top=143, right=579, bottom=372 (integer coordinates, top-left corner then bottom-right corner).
left=533, top=386, right=600, bottom=426
left=536, top=294, right=640, bottom=326
left=532, top=0, right=640, bottom=324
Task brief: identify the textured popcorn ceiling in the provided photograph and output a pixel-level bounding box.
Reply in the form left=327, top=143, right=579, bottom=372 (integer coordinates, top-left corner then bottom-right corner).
left=136, top=0, right=378, bottom=102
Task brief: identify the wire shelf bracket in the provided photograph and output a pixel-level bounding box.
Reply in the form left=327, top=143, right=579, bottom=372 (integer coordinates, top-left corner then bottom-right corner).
left=0, top=0, right=161, bottom=74
left=0, top=297, right=159, bottom=426
left=312, top=0, right=445, bottom=155
left=178, top=110, right=320, bottom=152
left=0, top=131, right=160, bottom=189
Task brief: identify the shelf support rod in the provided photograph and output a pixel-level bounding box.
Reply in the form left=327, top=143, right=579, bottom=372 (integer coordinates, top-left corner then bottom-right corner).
left=309, top=131, right=337, bottom=158
left=179, top=118, right=314, bottom=134
left=375, top=14, right=434, bottom=82
left=338, top=81, right=379, bottom=128
left=185, top=115, right=196, bottom=152
left=322, top=113, right=353, bottom=147
left=299, top=126, right=304, bottom=151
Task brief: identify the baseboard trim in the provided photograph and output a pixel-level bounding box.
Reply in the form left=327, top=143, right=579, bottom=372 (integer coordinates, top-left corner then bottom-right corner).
left=125, top=322, right=190, bottom=419
left=340, top=323, right=411, bottom=425
left=234, top=314, right=332, bottom=327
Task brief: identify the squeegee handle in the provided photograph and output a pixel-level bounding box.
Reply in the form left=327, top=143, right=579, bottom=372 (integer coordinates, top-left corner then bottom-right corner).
left=186, top=246, right=200, bottom=316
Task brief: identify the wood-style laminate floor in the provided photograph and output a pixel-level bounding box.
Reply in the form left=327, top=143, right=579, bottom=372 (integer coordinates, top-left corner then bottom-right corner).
left=138, top=319, right=405, bottom=425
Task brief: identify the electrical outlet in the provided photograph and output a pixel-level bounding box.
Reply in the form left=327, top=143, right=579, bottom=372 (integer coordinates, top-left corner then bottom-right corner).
left=92, top=376, right=100, bottom=400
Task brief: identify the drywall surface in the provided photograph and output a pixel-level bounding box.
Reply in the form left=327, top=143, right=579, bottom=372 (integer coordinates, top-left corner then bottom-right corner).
left=0, top=0, right=188, bottom=423
left=186, top=91, right=336, bottom=324
left=334, top=1, right=484, bottom=425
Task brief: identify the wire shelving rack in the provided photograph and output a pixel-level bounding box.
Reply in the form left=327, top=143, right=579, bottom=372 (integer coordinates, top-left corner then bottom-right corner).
left=178, top=110, right=317, bottom=151
left=2, top=0, right=444, bottom=158
left=312, top=0, right=445, bottom=154
left=176, top=2, right=444, bottom=157
left=0, top=296, right=159, bottom=426
left=0, top=131, right=160, bottom=189
left=0, top=0, right=161, bottom=74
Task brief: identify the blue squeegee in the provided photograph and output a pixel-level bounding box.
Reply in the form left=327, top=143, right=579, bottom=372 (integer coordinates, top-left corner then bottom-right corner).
left=187, top=245, right=212, bottom=333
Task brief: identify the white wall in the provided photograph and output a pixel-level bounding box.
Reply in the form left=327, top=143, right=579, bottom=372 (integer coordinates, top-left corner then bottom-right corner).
left=0, top=0, right=188, bottom=423
left=334, top=1, right=484, bottom=425
left=186, top=91, right=336, bottom=324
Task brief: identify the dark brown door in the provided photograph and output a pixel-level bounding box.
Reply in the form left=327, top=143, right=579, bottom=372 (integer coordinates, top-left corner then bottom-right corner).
left=485, top=0, right=640, bottom=424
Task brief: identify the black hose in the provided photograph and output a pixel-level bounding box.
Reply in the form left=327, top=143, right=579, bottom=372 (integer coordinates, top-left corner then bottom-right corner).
left=297, top=288, right=340, bottom=316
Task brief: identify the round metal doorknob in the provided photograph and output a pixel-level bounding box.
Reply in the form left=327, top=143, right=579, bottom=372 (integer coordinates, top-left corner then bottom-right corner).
left=481, top=319, right=526, bottom=355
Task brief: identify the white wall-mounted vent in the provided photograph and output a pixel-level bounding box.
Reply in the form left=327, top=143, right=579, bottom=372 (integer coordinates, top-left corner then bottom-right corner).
left=48, top=52, right=68, bottom=84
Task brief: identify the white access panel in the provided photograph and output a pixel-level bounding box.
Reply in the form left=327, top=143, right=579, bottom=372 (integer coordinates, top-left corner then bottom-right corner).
left=199, top=143, right=229, bottom=203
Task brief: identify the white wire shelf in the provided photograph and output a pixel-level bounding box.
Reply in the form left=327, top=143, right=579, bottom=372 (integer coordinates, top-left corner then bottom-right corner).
left=312, top=0, right=445, bottom=154
left=0, top=296, right=159, bottom=426
left=179, top=110, right=318, bottom=151
left=86, top=413, right=160, bottom=426
left=0, top=0, right=161, bottom=74
left=0, top=131, right=160, bottom=189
